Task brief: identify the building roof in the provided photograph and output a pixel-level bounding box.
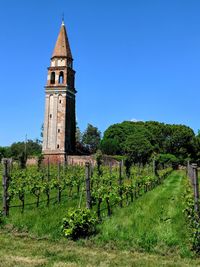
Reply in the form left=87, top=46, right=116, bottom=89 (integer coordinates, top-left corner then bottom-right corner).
left=51, top=21, right=73, bottom=59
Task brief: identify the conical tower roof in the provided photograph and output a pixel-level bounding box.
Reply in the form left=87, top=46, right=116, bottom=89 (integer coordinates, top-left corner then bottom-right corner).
left=51, top=21, right=72, bottom=59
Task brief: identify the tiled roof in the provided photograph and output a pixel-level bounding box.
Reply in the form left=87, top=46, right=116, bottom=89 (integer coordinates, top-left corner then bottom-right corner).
left=52, top=22, right=72, bottom=59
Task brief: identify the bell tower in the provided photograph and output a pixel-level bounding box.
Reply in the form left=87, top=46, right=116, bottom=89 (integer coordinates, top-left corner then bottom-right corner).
left=42, top=20, right=76, bottom=163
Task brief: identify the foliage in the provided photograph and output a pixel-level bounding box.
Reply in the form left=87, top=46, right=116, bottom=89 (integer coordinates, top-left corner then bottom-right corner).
left=0, top=140, right=42, bottom=161
left=156, top=153, right=179, bottom=169
left=194, top=130, right=200, bottom=165
left=102, top=121, right=196, bottom=163
left=0, top=146, right=12, bottom=161
left=62, top=208, right=97, bottom=240
left=6, top=163, right=172, bottom=240
left=183, top=178, right=200, bottom=253
left=124, top=132, right=153, bottom=165
left=111, top=155, right=126, bottom=161
left=82, top=124, right=101, bottom=154
left=100, top=138, right=119, bottom=155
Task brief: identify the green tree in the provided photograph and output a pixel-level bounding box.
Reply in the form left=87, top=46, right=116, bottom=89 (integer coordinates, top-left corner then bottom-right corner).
left=163, top=124, right=195, bottom=161
left=124, top=132, right=153, bottom=165
left=156, top=153, right=179, bottom=169
left=102, top=120, right=195, bottom=162
left=82, top=124, right=101, bottom=154
left=100, top=138, right=119, bottom=155
left=0, top=146, right=11, bottom=161
left=10, top=140, right=42, bottom=159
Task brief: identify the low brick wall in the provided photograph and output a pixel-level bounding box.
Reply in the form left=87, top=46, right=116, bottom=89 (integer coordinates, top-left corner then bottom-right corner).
left=67, top=155, right=119, bottom=166
left=26, top=155, right=119, bottom=167
left=26, top=157, right=38, bottom=165
left=67, top=155, right=95, bottom=166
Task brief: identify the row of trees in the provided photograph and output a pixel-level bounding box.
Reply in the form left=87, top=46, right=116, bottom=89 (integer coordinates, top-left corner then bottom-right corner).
left=0, top=139, right=42, bottom=161
left=101, top=121, right=199, bottom=165
left=0, top=124, right=101, bottom=161
left=1, top=121, right=200, bottom=166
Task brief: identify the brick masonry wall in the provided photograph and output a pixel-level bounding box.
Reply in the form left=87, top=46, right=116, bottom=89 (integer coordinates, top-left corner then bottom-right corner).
left=27, top=155, right=119, bottom=166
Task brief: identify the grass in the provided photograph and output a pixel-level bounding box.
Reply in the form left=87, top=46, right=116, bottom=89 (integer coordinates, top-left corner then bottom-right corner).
left=92, top=171, right=192, bottom=257
left=0, top=230, right=200, bottom=267
left=6, top=192, right=81, bottom=239
left=1, top=171, right=200, bottom=266
left=3, top=165, right=159, bottom=240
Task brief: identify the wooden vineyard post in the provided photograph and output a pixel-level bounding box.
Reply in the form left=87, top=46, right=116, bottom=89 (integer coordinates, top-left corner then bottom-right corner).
left=153, top=158, right=156, bottom=177
left=188, top=164, right=194, bottom=185
left=58, top=161, right=61, bottom=203
left=64, top=156, right=68, bottom=174
left=109, top=162, right=112, bottom=186
left=192, top=164, right=199, bottom=215
left=118, top=161, right=123, bottom=208
left=90, top=163, right=93, bottom=178
left=121, top=159, right=124, bottom=177
left=46, top=158, right=50, bottom=206
left=186, top=160, right=190, bottom=177
left=85, top=162, right=91, bottom=209
left=2, top=159, right=10, bottom=216
left=47, top=158, right=50, bottom=181
left=89, top=163, right=94, bottom=191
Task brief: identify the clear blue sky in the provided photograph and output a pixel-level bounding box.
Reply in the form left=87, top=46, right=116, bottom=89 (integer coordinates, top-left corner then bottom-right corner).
left=1, top=0, right=200, bottom=146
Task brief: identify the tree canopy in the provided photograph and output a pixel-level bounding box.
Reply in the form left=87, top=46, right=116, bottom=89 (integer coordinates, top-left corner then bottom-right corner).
left=82, top=124, right=101, bottom=154
left=101, top=121, right=196, bottom=164
left=0, top=139, right=42, bottom=161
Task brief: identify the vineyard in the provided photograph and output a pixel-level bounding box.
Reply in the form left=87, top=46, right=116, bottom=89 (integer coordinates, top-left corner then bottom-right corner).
left=0, top=161, right=172, bottom=238
left=1, top=161, right=200, bottom=267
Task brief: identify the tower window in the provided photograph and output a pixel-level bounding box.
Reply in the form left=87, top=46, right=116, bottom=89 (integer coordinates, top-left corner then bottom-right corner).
left=58, top=129, right=60, bottom=133
left=50, top=114, right=52, bottom=118
left=59, top=100, right=62, bottom=104
left=67, top=61, right=72, bottom=68
left=59, top=71, right=64, bottom=84
left=50, top=72, right=55, bottom=84
left=57, top=144, right=60, bottom=149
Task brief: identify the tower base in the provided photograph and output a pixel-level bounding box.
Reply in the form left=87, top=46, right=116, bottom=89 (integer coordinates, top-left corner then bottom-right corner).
left=42, top=151, right=66, bottom=164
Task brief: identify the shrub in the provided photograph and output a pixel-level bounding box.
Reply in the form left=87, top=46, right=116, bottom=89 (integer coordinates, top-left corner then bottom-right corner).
left=62, top=208, right=97, bottom=240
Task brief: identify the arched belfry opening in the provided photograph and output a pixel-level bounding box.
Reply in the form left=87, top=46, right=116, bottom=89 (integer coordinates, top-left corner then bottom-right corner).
left=50, top=72, right=55, bottom=84
left=59, top=71, right=64, bottom=84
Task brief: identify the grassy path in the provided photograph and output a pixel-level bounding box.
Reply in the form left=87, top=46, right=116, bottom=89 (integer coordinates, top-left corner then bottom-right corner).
left=94, top=171, right=192, bottom=257
left=0, top=171, right=200, bottom=266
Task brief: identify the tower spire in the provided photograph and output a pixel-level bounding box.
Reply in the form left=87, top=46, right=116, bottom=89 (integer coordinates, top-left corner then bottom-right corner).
left=51, top=20, right=72, bottom=59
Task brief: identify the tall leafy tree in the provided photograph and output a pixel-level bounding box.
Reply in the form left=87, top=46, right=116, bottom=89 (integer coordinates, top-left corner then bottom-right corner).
left=82, top=124, right=101, bottom=154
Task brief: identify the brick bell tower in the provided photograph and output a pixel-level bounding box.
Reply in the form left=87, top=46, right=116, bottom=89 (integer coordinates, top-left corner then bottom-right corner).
left=42, top=20, right=76, bottom=163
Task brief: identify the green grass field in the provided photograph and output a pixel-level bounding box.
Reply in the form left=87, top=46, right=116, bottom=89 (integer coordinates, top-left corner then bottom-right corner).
left=93, top=171, right=191, bottom=256
left=1, top=171, right=200, bottom=266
